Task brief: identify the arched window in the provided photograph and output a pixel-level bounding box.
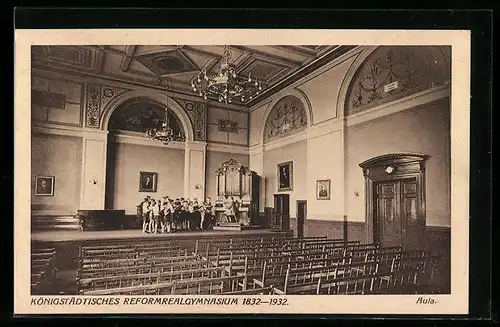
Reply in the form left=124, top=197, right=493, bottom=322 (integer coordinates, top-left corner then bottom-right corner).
left=264, top=95, right=307, bottom=144
left=108, top=96, right=185, bottom=140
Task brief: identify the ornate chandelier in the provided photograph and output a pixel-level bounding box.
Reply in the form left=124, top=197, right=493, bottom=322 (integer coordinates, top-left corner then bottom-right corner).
left=191, top=45, right=263, bottom=105
left=145, top=76, right=185, bottom=145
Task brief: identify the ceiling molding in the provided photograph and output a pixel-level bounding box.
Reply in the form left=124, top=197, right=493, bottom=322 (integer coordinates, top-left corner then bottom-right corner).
left=119, top=45, right=136, bottom=72
left=246, top=45, right=357, bottom=107
left=181, top=46, right=221, bottom=59
left=231, top=45, right=302, bottom=67
left=269, top=45, right=318, bottom=58
left=32, top=45, right=357, bottom=110
left=32, top=66, right=247, bottom=111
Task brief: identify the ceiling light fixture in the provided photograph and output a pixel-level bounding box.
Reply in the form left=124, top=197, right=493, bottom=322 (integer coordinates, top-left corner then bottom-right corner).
left=145, top=75, right=185, bottom=145
left=190, top=45, right=263, bottom=105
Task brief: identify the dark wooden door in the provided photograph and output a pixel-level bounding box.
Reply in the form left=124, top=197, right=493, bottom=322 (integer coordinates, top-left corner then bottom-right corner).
left=375, top=178, right=422, bottom=248
left=375, top=181, right=401, bottom=247
left=296, top=200, right=306, bottom=238
left=274, top=194, right=290, bottom=231
left=400, top=178, right=422, bottom=249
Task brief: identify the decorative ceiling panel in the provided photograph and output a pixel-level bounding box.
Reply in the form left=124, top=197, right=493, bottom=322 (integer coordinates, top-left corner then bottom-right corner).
left=133, top=45, right=178, bottom=56
left=135, top=49, right=199, bottom=76
left=106, top=45, right=127, bottom=52
left=127, top=59, right=158, bottom=76
left=31, top=45, right=102, bottom=73
left=33, top=44, right=352, bottom=107
left=249, top=45, right=312, bottom=62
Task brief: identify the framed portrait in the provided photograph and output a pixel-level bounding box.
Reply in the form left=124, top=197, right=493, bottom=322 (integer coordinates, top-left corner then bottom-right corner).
left=277, top=161, right=293, bottom=192
left=316, top=179, right=331, bottom=200
left=139, top=172, right=158, bottom=192
left=35, top=176, right=55, bottom=196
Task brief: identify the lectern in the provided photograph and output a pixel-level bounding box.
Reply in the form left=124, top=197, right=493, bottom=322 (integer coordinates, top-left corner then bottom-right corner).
left=214, top=158, right=260, bottom=229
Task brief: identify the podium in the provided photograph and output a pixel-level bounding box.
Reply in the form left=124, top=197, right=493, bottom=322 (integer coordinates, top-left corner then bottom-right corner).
left=213, top=158, right=261, bottom=230
left=76, top=209, right=126, bottom=231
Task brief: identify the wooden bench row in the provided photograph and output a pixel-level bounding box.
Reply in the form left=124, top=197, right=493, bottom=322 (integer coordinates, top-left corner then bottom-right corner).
left=31, top=248, right=57, bottom=295
left=79, top=252, right=429, bottom=296
left=79, top=247, right=188, bottom=263
left=194, top=236, right=328, bottom=255
left=204, top=239, right=359, bottom=259
left=77, top=246, right=429, bottom=295
left=273, top=254, right=429, bottom=295
left=210, top=243, right=399, bottom=269
left=253, top=249, right=428, bottom=291
left=81, top=270, right=249, bottom=295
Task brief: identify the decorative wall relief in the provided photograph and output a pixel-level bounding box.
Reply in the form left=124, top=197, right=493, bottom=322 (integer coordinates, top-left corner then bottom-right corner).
left=85, top=84, right=128, bottom=128
left=176, top=98, right=206, bottom=141
left=346, top=46, right=451, bottom=115
left=100, top=86, right=128, bottom=115
left=264, top=96, right=307, bottom=143
left=218, top=119, right=239, bottom=134
left=85, top=84, right=101, bottom=128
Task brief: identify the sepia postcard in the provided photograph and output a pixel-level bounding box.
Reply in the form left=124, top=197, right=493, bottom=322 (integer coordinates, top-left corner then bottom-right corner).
left=14, top=28, right=470, bottom=315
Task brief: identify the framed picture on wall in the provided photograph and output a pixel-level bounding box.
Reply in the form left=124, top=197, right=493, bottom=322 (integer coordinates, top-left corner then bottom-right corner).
left=316, top=179, right=331, bottom=200
left=35, top=176, right=55, bottom=196
left=277, top=161, right=293, bottom=192
left=139, top=172, right=158, bottom=192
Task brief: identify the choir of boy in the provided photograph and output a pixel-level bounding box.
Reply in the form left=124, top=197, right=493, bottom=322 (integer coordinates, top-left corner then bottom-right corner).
left=136, top=196, right=215, bottom=234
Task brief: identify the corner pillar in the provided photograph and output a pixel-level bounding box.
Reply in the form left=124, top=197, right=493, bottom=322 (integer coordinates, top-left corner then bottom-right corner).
left=80, top=130, right=108, bottom=209
left=184, top=141, right=207, bottom=201
left=250, top=145, right=265, bottom=212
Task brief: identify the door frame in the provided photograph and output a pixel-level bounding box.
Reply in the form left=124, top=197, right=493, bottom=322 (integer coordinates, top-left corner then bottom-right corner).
left=296, top=200, right=307, bottom=238
left=273, top=194, right=290, bottom=231
left=359, top=153, right=427, bottom=245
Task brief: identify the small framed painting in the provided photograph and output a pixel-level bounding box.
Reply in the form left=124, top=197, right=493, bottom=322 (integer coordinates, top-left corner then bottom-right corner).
left=277, top=161, right=293, bottom=192
left=316, top=179, right=331, bottom=200
left=139, top=172, right=158, bottom=192
left=35, top=176, right=55, bottom=196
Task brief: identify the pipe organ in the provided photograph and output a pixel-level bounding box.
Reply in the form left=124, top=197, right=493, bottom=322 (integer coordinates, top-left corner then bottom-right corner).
left=214, top=158, right=260, bottom=226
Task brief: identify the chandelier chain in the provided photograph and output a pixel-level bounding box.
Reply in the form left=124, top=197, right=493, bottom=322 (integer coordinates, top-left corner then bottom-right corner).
left=145, top=74, right=185, bottom=145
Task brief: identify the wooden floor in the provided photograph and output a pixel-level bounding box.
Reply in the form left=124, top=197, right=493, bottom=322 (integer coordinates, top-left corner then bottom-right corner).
left=32, top=228, right=286, bottom=243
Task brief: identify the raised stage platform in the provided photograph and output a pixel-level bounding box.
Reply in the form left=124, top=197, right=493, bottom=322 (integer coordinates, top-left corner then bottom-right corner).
left=31, top=228, right=286, bottom=243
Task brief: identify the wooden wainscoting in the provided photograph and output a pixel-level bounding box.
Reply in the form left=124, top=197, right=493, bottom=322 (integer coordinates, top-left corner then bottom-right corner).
left=425, top=225, right=451, bottom=294
left=31, top=215, right=80, bottom=232
left=425, top=225, right=451, bottom=256
left=289, top=218, right=365, bottom=242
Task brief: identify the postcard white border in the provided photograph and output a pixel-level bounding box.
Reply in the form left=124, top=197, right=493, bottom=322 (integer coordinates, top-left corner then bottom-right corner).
left=14, top=29, right=470, bottom=315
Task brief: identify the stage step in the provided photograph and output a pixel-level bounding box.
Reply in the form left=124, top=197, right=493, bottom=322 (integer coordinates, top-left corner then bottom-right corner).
left=212, top=225, right=262, bottom=231
left=32, top=215, right=80, bottom=232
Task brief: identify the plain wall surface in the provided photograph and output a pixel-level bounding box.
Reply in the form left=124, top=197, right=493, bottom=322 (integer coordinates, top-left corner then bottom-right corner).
left=263, top=140, right=307, bottom=218
left=112, top=142, right=185, bottom=214
left=31, top=134, right=82, bottom=214
left=346, top=99, right=451, bottom=226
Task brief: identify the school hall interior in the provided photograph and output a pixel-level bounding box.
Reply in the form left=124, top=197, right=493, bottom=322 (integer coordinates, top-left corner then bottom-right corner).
left=30, top=45, right=451, bottom=296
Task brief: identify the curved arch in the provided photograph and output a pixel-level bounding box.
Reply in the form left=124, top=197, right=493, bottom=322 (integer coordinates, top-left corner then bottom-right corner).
left=100, top=89, right=194, bottom=142
left=259, top=88, right=313, bottom=145
left=336, top=46, right=379, bottom=119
